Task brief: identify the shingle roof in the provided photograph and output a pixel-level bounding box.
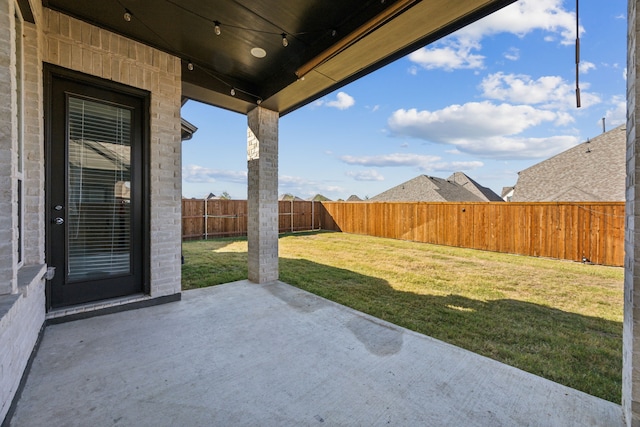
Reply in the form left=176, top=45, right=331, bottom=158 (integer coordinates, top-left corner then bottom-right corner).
left=309, top=194, right=331, bottom=201
left=448, top=172, right=503, bottom=201
left=370, top=173, right=501, bottom=202
left=346, top=195, right=363, bottom=201
left=511, top=125, right=625, bottom=202
left=279, top=194, right=305, bottom=201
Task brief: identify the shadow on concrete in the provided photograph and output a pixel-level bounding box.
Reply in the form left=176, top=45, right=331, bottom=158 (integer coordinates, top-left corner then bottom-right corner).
left=181, top=246, right=622, bottom=403
left=280, top=257, right=622, bottom=404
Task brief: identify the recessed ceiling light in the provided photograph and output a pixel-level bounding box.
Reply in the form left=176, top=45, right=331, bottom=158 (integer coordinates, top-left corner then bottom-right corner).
left=251, top=47, right=267, bottom=58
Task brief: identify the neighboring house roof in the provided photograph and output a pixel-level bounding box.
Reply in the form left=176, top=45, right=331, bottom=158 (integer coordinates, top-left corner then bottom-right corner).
left=279, top=194, right=305, bottom=201
left=501, top=186, right=515, bottom=202
left=501, top=186, right=515, bottom=198
left=370, top=173, right=502, bottom=202
left=511, top=125, right=625, bottom=202
left=448, top=172, right=503, bottom=201
left=346, top=195, right=363, bottom=201
left=309, top=194, right=331, bottom=201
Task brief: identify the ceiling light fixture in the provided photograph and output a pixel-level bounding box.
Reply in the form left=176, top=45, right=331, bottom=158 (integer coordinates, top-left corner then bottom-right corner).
left=251, top=47, right=267, bottom=58
left=214, top=21, right=221, bottom=36
left=281, top=33, right=289, bottom=47
left=123, top=9, right=132, bottom=22
left=296, top=0, right=418, bottom=78
left=187, top=61, right=194, bottom=71
left=194, top=64, right=262, bottom=104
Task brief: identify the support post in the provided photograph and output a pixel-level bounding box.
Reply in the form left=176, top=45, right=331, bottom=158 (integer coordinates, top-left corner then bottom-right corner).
left=624, top=1, right=640, bottom=425
left=247, top=106, right=279, bottom=283
left=0, top=0, right=18, bottom=295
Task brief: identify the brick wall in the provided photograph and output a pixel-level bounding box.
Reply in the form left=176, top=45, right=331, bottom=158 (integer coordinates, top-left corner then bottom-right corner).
left=0, top=0, right=17, bottom=295
left=42, top=8, right=183, bottom=297
left=0, top=0, right=47, bottom=422
left=23, top=18, right=44, bottom=266
left=0, top=271, right=45, bottom=422
left=1, top=3, right=182, bottom=422
left=247, top=107, right=279, bottom=283
left=624, top=1, right=638, bottom=425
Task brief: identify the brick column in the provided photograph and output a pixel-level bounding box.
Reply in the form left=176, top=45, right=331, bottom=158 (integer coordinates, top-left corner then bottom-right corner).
left=247, top=106, right=279, bottom=283
left=625, top=1, right=640, bottom=425
left=0, top=0, right=17, bottom=295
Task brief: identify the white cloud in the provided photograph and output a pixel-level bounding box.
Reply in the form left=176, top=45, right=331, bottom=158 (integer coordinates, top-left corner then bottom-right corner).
left=504, top=47, right=520, bottom=61
left=408, top=0, right=580, bottom=71
left=408, top=39, right=484, bottom=71
left=433, top=161, right=484, bottom=171
left=183, top=165, right=247, bottom=184
left=604, top=95, right=626, bottom=127
left=479, top=72, right=600, bottom=109
left=340, top=153, right=484, bottom=173
left=459, top=0, right=580, bottom=44
left=279, top=175, right=345, bottom=197
left=450, top=135, right=578, bottom=159
left=317, top=91, right=355, bottom=110
left=346, top=170, right=385, bottom=181
left=387, top=102, right=579, bottom=159
left=279, top=175, right=312, bottom=186
left=579, top=61, right=596, bottom=74
left=554, top=111, right=575, bottom=126
left=389, top=102, right=557, bottom=140
left=340, top=153, right=441, bottom=169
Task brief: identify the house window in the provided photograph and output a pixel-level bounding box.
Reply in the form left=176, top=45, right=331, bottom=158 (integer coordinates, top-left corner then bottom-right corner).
left=15, top=6, right=24, bottom=265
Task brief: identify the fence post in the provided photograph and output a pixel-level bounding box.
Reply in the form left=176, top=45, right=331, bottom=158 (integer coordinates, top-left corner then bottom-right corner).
left=204, top=198, right=208, bottom=240
left=312, top=201, right=314, bottom=231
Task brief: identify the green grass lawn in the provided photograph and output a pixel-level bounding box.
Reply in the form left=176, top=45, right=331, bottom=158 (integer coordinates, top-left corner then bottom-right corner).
left=182, top=230, right=624, bottom=403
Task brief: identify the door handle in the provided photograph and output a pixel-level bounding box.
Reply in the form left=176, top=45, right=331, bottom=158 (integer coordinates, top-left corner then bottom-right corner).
left=54, top=217, right=64, bottom=225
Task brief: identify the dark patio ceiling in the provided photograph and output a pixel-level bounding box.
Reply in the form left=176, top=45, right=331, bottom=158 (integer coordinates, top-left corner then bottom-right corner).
left=43, top=0, right=516, bottom=116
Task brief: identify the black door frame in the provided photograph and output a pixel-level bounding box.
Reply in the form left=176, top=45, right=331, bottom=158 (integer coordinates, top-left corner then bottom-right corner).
left=44, top=64, right=151, bottom=310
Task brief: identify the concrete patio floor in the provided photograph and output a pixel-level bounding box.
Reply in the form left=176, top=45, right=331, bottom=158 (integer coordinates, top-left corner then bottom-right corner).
left=7, top=280, right=624, bottom=426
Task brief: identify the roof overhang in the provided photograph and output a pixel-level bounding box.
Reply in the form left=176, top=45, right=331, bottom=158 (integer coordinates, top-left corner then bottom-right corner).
left=43, top=0, right=517, bottom=116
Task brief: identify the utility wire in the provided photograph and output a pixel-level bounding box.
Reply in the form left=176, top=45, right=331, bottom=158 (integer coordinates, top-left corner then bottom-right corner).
left=575, top=0, right=581, bottom=108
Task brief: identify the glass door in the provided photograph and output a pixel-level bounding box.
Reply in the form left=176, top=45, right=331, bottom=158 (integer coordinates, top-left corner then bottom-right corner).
left=46, top=69, right=146, bottom=308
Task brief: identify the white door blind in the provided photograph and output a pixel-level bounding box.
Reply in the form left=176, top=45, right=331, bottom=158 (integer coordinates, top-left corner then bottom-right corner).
left=67, top=97, right=132, bottom=281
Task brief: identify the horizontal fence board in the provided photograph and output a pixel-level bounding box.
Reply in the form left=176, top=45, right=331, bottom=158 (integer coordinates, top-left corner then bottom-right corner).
left=182, top=199, right=320, bottom=239
left=182, top=200, right=624, bottom=267
left=318, top=201, right=624, bottom=267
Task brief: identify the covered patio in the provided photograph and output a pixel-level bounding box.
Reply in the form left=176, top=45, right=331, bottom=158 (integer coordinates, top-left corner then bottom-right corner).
left=3, top=0, right=640, bottom=425
left=8, top=281, right=623, bottom=426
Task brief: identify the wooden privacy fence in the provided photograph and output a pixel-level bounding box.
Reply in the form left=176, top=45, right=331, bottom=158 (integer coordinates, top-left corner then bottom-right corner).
left=182, top=199, right=320, bottom=240
left=318, top=202, right=625, bottom=267
left=182, top=200, right=625, bottom=266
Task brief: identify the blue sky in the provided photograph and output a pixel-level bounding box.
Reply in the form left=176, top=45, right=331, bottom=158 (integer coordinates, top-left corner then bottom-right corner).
left=181, top=0, right=627, bottom=200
